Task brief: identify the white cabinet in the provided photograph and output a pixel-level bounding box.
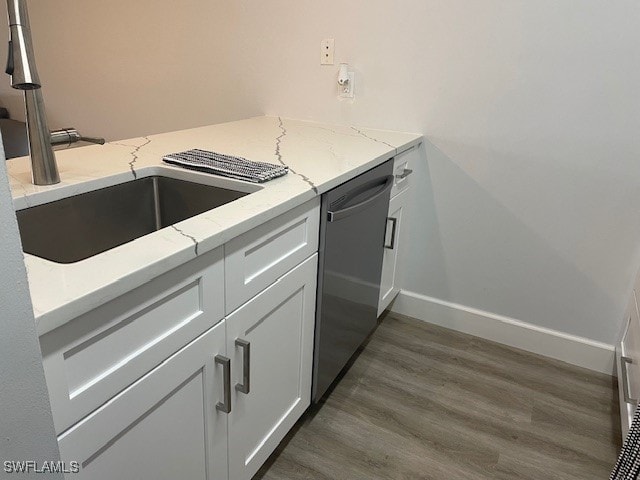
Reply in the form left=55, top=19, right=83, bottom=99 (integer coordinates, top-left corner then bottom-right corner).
left=58, top=320, right=229, bottom=480
left=41, top=246, right=225, bottom=435
left=57, top=253, right=318, bottom=480
left=617, top=286, right=640, bottom=438
left=226, top=254, right=317, bottom=480
left=41, top=202, right=320, bottom=480
left=378, top=144, right=418, bottom=316
left=378, top=189, right=408, bottom=316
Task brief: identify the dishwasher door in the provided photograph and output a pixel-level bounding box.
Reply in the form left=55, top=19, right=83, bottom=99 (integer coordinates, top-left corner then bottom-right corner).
left=312, top=159, right=394, bottom=402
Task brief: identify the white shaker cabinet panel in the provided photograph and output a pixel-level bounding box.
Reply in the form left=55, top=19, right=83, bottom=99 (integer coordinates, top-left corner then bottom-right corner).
left=378, top=188, right=408, bottom=316
left=617, top=295, right=640, bottom=438
left=41, top=246, right=224, bottom=435
left=617, top=264, right=640, bottom=438
left=226, top=254, right=317, bottom=480
left=377, top=145, right=418, bottom=317
left=224, top=198, right=319, bottom=313
left=58, top=321, right=228, bottom=480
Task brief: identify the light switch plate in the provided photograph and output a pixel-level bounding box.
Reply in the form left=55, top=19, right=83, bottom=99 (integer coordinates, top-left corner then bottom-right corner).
left=320, top=38, right=335, bottom=65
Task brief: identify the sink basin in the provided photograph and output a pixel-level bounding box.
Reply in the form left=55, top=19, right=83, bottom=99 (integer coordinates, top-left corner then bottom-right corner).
left=16, top=175, right=251, bottom=263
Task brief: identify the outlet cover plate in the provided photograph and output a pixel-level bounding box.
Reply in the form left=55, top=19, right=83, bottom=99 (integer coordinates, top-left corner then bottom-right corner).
left=339, top=72, right=355, bottom=98
left=321, top=38, right=335, bottom=65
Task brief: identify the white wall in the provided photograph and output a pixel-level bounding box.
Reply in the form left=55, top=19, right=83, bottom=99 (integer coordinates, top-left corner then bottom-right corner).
left=0, top=143, right=61, bottom=477
left=0, top=0, right=253, bottom=141
left=222, top=0, right=640, bottom=345
left=0, top=0, right=638, bottom=347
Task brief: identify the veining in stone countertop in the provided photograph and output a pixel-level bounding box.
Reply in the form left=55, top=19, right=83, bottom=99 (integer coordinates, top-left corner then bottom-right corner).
left=6, top=116, right=422, bottom=336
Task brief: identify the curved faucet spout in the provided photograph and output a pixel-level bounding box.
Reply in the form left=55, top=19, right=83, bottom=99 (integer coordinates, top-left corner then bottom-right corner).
left=5, top=0, right=104, bottom=185
left=6, top=0, right=41, bottom=89
left=5, top=0, right=58, bottom=184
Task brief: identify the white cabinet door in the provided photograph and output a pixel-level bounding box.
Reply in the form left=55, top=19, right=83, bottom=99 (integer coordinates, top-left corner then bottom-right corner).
left=617, top=295, right=640, bottom=438
left=226, top=254, right=317, bottom=480
left=378, top=189, right=408, bottom=316
left=58, top=321, right=229, bottom=480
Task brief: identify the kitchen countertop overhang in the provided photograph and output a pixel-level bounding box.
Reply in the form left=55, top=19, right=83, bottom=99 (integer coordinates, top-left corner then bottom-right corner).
left=6, top=116, right=422, bottom=335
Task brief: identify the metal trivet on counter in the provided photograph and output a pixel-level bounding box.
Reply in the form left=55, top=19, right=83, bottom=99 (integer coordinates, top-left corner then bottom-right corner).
left=162, top=149, right=288, bottom=183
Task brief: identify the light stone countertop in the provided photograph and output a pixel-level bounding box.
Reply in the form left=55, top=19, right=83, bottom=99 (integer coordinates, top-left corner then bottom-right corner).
left=6, top=116, right=422, bottom=335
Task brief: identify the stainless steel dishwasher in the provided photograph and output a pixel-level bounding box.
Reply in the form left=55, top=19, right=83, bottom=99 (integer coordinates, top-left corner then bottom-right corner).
left=312, top=159, right=394, bottom=402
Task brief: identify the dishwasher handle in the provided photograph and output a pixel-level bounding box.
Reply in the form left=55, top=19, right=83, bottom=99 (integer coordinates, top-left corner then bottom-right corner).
left=327, top=175, right=394, bottom=222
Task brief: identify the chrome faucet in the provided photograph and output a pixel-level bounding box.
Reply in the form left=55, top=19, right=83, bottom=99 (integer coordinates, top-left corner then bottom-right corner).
left=5, top=0, right=104, bottom=185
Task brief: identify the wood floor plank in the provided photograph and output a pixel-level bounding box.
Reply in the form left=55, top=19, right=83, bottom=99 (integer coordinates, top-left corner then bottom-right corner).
left=254, top=312, right=621, bottom=480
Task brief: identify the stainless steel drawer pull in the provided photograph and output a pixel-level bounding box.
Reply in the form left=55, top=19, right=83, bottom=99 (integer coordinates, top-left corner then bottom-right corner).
left=235, top=339, right=251, bottom=395
left=384, top=217, right=397, bottom=250
left=396, top=168, right=413, bottom=180
left=621, top=356, right=638, bottom=406
left=215, top=355, right=231, bottom=413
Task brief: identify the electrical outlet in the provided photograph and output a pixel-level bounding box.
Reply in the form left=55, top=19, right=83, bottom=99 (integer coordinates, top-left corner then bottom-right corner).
left=320, top=38, right=335, bottom=65
left=339, top=72, right=355, bottom=98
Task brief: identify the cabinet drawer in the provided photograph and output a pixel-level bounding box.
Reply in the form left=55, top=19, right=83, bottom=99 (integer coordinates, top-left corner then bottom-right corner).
left=390, top=144, right=419, bottom=199
left=617, top=295, right=640, bottom=437
left=224, top=198, right=320, bottom=313
left=41, top=246, right=224, bottom=435
left=57, top=320, right=228, bottom=480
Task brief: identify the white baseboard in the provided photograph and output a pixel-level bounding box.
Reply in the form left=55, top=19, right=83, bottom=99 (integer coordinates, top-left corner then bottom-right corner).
left=390, top=290, right=616, bottom=376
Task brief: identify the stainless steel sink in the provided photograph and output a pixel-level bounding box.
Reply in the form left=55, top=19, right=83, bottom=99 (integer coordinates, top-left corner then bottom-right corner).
left=16, top=175, right=251, bottom=263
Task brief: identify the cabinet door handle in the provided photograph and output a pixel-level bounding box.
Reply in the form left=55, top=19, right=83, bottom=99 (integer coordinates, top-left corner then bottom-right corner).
left=396, top=168, right=413, bottom=180
left=235, top=339, right=251, bottom=394
left=215, top=355, right=231, bottom=413
left=384, top=217, right=398, bottom=250
left=621, top=356, right=639, bottom=406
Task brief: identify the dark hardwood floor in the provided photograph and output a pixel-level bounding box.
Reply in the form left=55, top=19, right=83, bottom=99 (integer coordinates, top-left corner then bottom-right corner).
left=254, top=312, right=621, bottom=480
